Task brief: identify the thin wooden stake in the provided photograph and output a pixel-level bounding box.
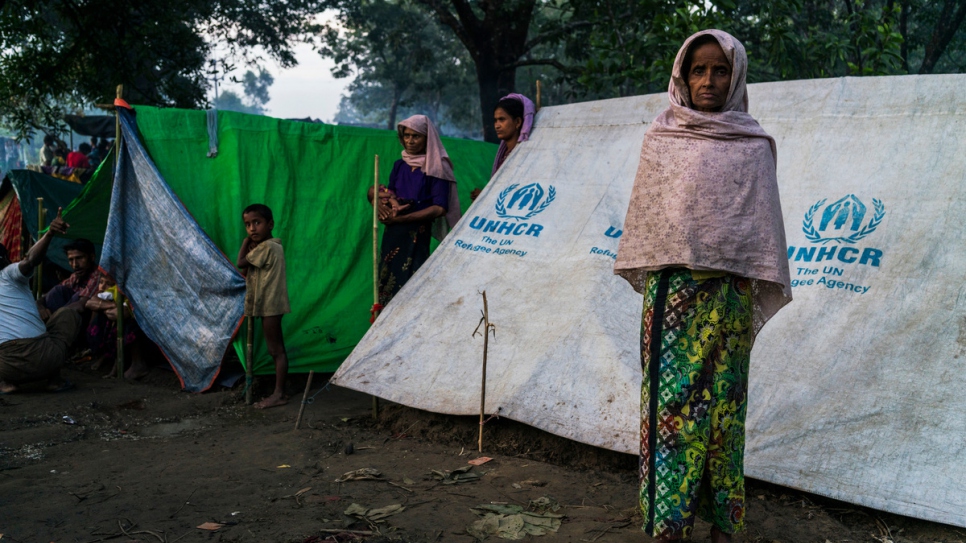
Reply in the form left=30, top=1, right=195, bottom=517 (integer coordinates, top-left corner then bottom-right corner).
left=245, top=316, right=254, bottom=405
left=473, top=291, right=496, bottom=452
left=371, top=154, right=380, bottom=420
left=115, top=292, right=125, bottom=380
left=535, top=80, right=542, bottom=111
left=113, top=83, right=125, bottom=380
left=294, top=370, right=315, bottom=430
left=34, top=198, right=44, bottom=300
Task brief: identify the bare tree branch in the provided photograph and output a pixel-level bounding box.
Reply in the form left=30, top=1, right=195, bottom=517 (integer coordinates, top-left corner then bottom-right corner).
left=523, top=20, right=595, bottom=52
left=415, top=0, right=479, bottom=59
left=500, top=58, right=572, bottom=73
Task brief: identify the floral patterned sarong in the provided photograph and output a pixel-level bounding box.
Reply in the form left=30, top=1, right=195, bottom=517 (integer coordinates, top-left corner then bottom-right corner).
left=640, top=268, right=753, bottom=538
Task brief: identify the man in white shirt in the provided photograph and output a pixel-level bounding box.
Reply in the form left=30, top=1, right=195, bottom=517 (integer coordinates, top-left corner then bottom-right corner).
left=0, top=208, right=83, bottom=394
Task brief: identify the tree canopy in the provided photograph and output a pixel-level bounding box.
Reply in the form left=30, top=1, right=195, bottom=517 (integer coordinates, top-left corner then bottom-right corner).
left=321, top=0, right=966, bottom=140
left=0, top=0, right=320, bottom=140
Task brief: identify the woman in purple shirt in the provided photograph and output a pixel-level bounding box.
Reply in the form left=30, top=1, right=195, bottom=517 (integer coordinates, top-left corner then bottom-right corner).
left=367, top=115, right=458, bottom=306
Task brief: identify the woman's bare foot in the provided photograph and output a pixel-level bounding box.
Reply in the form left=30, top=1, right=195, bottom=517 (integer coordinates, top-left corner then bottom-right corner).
left=124, top=361, right=150, bottom=381
left=254, top=393, right=289, bottom=409
left=711, top=527, right=733, bottom=543
left=0, top=380, right=18, bottom=394
left=90, top=356, right=107, bottom=371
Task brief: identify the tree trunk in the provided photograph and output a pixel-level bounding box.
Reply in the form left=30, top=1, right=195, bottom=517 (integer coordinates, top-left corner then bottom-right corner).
left=899, top=0, right=909, bottom=73
left=387, top=84, right=401, bottom=130
left=417, top=0, right=537, bottom=143
left=918, top=0, right=966, bottom=74
left=476, top=58, right=517, bottom=143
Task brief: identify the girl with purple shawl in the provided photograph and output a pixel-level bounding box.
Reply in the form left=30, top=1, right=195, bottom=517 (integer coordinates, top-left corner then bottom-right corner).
left=614, top=31, right=792, bottom=542
left=367, top=115, right=458, bottom=306
left=491, top=93, right=535, bottom=177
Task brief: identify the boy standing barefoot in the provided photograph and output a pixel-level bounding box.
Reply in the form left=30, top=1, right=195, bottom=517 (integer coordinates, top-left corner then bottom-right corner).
left=236, top=204, right=291, bottom=409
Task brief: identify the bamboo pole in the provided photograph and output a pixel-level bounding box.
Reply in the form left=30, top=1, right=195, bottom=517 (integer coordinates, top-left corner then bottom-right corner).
left=114, top=84, right=125, bottom=380
left=34, top=199, right=44, bottom=300
left=294, top=370, right=315, bottom=430
left=535, top=80, right=542, bottom=111
left=246, top=316, right=254, bottom=405
left=371, top=154, right=380, bottom=420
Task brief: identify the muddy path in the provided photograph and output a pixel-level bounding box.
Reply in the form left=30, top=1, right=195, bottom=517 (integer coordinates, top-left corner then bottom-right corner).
left=0, top=367, right=962, bottom=543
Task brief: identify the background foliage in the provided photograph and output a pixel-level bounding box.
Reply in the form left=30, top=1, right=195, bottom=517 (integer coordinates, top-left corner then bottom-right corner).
left=0, top=0, right=963, bottom=141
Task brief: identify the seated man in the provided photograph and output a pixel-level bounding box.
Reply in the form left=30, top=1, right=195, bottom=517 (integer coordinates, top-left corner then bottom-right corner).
left=42, top=238, right=101, bottom=316
left=0, top=209, right=82, bottom=393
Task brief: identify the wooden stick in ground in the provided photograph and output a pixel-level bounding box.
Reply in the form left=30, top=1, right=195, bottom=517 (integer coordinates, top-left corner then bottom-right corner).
left=245, top=315, right=254, bottom=405
left=536, top=80, right=542, bottom=111
left=115, top=292, right=125, bottom=380
left=294, top=370, right=315, bottom=430
left=34, top=199, right=44, bottom=300
left=371, top=153, right=380, bottom=420
left=473, top=291, right=495, bottom=453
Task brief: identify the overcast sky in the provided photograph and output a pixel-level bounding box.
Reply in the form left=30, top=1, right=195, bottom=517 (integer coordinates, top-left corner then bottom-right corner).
left=211, top=41, right=351, bottom=123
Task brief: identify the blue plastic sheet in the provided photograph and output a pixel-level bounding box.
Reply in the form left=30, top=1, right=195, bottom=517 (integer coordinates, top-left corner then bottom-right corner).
left=100, top=109, right=245, bottom=392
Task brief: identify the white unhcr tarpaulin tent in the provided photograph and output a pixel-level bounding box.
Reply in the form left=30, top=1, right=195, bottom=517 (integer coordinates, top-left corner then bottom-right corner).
left=332, top=75, right=966, bottom=527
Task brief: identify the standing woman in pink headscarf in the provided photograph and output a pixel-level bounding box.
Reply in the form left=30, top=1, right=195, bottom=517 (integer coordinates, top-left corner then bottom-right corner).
left=366, top=115, right=459, bottom=306
left=614, top=31, right=792, bottom=542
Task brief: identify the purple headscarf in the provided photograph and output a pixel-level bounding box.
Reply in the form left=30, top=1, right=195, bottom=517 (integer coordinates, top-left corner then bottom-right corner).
left=490, top=93, right=536, bottom=177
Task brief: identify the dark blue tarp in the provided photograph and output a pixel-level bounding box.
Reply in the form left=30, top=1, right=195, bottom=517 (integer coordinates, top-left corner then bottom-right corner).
left=100, top=109, right=245, bottom=392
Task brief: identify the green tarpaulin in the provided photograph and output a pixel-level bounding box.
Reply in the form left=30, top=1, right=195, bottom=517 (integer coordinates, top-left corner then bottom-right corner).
left=8, top=169, right=87, bottom=270
left=62, top=107, right=497, bottom=375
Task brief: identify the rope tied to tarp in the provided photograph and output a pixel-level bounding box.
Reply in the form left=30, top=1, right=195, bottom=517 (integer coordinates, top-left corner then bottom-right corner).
left=303, top=379, right=332, bottom=405
left=206, top=109, right=218, bottom=158
left=479, top=407, right=502, bottom=426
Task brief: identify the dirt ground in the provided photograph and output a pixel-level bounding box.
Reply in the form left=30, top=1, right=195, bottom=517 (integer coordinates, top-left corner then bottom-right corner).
left=1, top=366, right=964, bottom=543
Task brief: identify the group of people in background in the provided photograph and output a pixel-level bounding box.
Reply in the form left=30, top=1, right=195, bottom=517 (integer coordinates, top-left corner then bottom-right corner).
left=39, top=134, right=112, bottom=170
left=368, top=92, right=535, bottom=307
left=0, top=222, right=146, bottom=395
left=2, top=29, right=790, bottom=542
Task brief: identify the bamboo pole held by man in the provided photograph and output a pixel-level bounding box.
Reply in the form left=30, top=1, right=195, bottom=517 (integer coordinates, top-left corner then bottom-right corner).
left=34, top=199, right=44, bottom=300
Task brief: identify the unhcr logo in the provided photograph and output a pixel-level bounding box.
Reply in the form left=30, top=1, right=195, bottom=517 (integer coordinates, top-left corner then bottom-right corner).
left=788, top=194, right=887, bottom=270
left=495, top=183, right=556, bottom=221
left=803, top=194, right=886, bottom=244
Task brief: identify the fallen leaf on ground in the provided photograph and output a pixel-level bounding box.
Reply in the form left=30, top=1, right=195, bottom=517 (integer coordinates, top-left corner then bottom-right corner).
left=335, top=468, right=383, bottom=483
left=295, top=487, right=312, bottom=497
left=197, top=522, right=225, bottom=530
left=277, top=464, right=291, bottom=469
left=529, top=497, right=561, bottom=513
left=367, top=504, right=405, bottom=520
left=344, top=502, right=405, bottom=522
left=468, top=457, right=493, bottom=466
left=403, top=477, right=416, bottom=485
left=431, top=465, right=482, bottom=485
left=467, top=504, right=563, bottom=540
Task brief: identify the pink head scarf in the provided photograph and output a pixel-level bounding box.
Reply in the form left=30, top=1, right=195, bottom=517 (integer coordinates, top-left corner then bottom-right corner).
left=396, top=115, right=461, bottom=239
left=490, top=93, right=536, bottom=177
left=397, top=115, right=455, bottom=181
left=614, top=29, right=791, bottom=337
